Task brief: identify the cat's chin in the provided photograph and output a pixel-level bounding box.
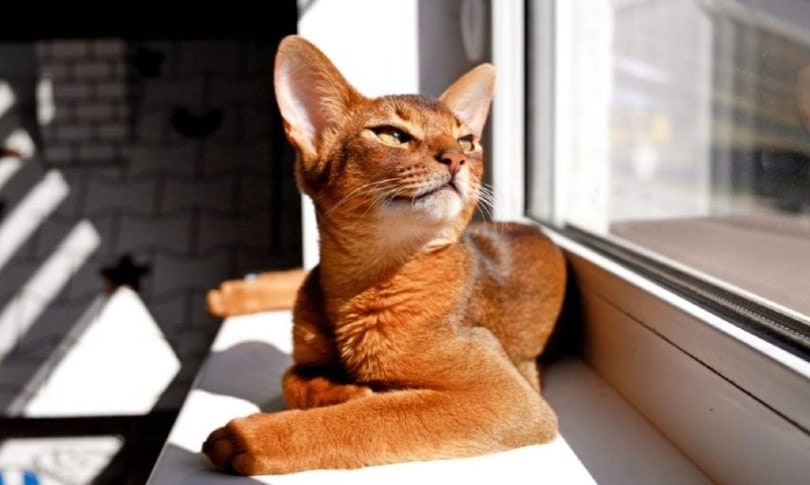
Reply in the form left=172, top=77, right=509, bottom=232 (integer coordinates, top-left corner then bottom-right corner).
left=380, top=186, right=465, bottom=223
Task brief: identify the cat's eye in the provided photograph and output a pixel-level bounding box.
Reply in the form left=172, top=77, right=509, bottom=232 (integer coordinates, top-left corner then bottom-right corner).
left=371, top=126, right=413, bottom=145
left=458, top=135, right=475, bottom=151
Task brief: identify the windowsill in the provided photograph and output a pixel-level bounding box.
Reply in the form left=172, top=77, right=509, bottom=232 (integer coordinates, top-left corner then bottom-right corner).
left=148, top=309, right=707, bottom=484
left=547, top=227, right=810, bottom=484
left=611, top=212, right=810, bottom=317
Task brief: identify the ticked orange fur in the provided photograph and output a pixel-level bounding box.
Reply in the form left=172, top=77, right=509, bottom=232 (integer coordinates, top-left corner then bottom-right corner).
left=203, top=35, right=566, bottom=475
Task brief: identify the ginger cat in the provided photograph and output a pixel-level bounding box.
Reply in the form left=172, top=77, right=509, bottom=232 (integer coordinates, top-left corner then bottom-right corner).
left=202, top=35, right=566, bottom=475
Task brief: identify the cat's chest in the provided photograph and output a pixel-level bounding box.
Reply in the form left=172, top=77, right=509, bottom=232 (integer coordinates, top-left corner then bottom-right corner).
left=329, top=261, right=473, bottom=382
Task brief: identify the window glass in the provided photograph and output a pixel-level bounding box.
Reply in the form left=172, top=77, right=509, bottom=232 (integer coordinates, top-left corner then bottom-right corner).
left=529, top=0, right=810, bottom=325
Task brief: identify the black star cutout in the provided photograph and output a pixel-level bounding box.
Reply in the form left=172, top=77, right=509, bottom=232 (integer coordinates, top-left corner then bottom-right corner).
left=100, top=254, right=151, bottom=294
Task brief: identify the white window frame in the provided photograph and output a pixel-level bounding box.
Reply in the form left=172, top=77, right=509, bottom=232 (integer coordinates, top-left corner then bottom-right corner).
left=490, top=0, right=527, bottom=221
left=501, top=1, right=810, bottom=483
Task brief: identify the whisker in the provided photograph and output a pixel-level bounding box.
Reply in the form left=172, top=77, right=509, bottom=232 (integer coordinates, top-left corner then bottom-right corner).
left=330, top=178, right=400, bottom=210
left=368, top=185, right=408, bottom=214
left=341, top=183, right=407, bottom=232
left=474, top=183, right=496, bottom=222
left=324, top=178, right=402, bottom=217
left=353, top=185, right=409, bottom=226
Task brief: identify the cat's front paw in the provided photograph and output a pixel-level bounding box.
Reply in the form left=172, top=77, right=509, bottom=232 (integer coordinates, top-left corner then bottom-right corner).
left=202, top=413, right=296, bottom=475
left=202, top=423, right=243, bottom=473
left=283, top=371, right=374, bottom=409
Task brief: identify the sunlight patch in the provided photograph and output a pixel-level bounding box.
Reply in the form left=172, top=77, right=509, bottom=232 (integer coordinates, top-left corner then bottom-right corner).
left=22, top=287, right=180, bottom=417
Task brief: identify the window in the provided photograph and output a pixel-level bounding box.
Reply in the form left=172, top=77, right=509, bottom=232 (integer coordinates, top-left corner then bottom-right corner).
left=520, top=1, right=810, bottom=481
left=527, top=0, right=810, bottom=357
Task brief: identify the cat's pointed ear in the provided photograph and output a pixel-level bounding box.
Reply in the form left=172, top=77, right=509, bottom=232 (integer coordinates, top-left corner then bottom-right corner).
left=274, top=36, right=362, bottom=158
left=440, top=64, right=495, bottom=139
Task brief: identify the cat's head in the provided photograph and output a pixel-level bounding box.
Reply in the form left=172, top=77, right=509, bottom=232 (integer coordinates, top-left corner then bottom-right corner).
left=274, top=35, right=494, bottom=239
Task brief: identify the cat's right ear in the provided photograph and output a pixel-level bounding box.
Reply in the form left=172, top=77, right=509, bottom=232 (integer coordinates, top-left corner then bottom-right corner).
left=274, top=36, right=362, bottom=158
left=440, top=64, right=495, bottom=139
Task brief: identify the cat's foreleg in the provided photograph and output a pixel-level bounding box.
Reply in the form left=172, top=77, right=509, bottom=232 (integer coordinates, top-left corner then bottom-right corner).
left=282, top=269, right=374, bottom=409
left=203, top=373, right=555, bottom=475
left=282, top=365, right=373, bottom=409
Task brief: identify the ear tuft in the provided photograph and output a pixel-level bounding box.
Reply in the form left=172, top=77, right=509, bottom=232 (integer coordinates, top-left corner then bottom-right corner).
left=274, top=36, right=362, bottom=157
left=440, top=64, right=495, bottom=139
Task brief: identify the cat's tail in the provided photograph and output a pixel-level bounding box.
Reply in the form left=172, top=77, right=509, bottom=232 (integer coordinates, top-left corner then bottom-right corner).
left=207, top=268, right=307, bottom=317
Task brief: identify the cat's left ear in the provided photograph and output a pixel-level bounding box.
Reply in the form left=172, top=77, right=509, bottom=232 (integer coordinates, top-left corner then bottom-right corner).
left=440, top=64, right=495, bottom=139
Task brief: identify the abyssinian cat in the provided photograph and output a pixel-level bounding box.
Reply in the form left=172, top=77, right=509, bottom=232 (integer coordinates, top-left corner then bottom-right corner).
left=202, top=35, right=566, bottom=475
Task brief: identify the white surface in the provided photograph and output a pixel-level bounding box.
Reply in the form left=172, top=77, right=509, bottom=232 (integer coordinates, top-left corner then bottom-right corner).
left=21, top=287, right=180, bottom=416
left=544, top=354, right=710, bottom=485
left=149, top=310, right=708, bottom=484
left=491, top=0, right=526, bottom=221
left=552, top=0, right=612, bottom=233
left=298, top=0, right=419, bottom=97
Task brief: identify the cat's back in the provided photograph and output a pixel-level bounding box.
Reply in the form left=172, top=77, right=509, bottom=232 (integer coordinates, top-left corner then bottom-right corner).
left=462, top=222, right=566, bottom=362
left=463, top=222, right=564, bottom=281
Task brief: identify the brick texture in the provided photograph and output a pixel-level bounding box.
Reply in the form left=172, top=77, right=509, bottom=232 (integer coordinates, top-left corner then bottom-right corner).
left=0, top=38, right=300, bottom=412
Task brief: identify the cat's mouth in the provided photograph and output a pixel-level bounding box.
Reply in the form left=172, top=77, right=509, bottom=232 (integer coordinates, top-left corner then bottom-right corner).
left=381, top=178, right=466, bottom=221
left=394, top=180, right=460, bottom=203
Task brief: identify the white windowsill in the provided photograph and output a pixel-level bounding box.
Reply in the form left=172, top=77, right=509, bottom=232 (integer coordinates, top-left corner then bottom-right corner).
left=545, top=227, right=810, bottom=484
left=148, top=310, right=707, bottom=484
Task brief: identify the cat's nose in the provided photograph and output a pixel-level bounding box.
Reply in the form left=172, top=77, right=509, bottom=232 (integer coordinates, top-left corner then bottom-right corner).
left=438, top=150, right=465, bottom=174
